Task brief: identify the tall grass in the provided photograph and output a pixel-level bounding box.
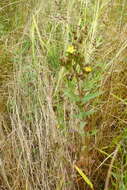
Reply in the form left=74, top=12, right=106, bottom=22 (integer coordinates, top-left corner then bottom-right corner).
left=0, top=0, right=127, bottom=189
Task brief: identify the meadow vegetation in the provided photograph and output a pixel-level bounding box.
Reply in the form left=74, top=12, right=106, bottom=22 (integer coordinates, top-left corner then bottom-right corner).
left=0, top=0, right=127, bottom=189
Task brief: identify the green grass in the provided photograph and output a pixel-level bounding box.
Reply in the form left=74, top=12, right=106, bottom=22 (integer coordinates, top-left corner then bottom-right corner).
left=0, top=0, right=127, bottom=190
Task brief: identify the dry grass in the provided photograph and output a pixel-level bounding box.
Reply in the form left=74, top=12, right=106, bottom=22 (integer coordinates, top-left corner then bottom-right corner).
left=0, top=0, right=127, bottom=190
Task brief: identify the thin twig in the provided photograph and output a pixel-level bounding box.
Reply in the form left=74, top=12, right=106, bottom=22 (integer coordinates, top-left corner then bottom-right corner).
left=104, top=143, right=121, bottom=190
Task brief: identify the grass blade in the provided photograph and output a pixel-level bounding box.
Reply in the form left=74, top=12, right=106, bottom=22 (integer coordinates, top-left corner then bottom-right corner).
left=74, top=165, right=94, bottom=190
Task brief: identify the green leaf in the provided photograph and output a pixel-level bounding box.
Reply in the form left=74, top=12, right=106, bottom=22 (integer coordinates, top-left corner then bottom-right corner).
left=74, top=165, right=94, bottom=189
left=74, top=109, right=95, bottom=119
left=82, top=91, right=102, bottom=103
left=64, top=90, right=80, bottom=102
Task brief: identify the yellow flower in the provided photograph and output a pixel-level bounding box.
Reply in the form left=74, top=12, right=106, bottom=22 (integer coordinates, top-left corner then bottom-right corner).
left=66, top=45, right=75, bottom=54
left=84, top=66, right=92, bottom=72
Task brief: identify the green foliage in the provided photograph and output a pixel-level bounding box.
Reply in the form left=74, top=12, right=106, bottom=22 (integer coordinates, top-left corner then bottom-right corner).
left=74, top=109, right=95, bottom=120
left=81, top=91, right=102, bottom=103
left=47, top=46, right=61, bottom=71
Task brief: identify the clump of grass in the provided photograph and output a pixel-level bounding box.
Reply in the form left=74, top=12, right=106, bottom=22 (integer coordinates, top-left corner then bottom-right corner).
left=0, top=0, right=127, bottom=190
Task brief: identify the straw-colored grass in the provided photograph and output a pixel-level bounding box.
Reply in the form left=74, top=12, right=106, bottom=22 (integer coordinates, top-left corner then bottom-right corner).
left=0, top=0, right=127, bottom=190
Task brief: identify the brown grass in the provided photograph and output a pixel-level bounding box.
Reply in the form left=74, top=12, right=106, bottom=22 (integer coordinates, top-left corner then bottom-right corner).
left=0, top=0, right=127, bottom=190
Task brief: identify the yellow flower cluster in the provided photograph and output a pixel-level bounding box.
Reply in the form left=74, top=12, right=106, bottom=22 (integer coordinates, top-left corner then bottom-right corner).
left=66, top=45, right=75, bottom=54
left=66, top=45, right=92, bottom=73
left=84, top=66, right=92, bottom=72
